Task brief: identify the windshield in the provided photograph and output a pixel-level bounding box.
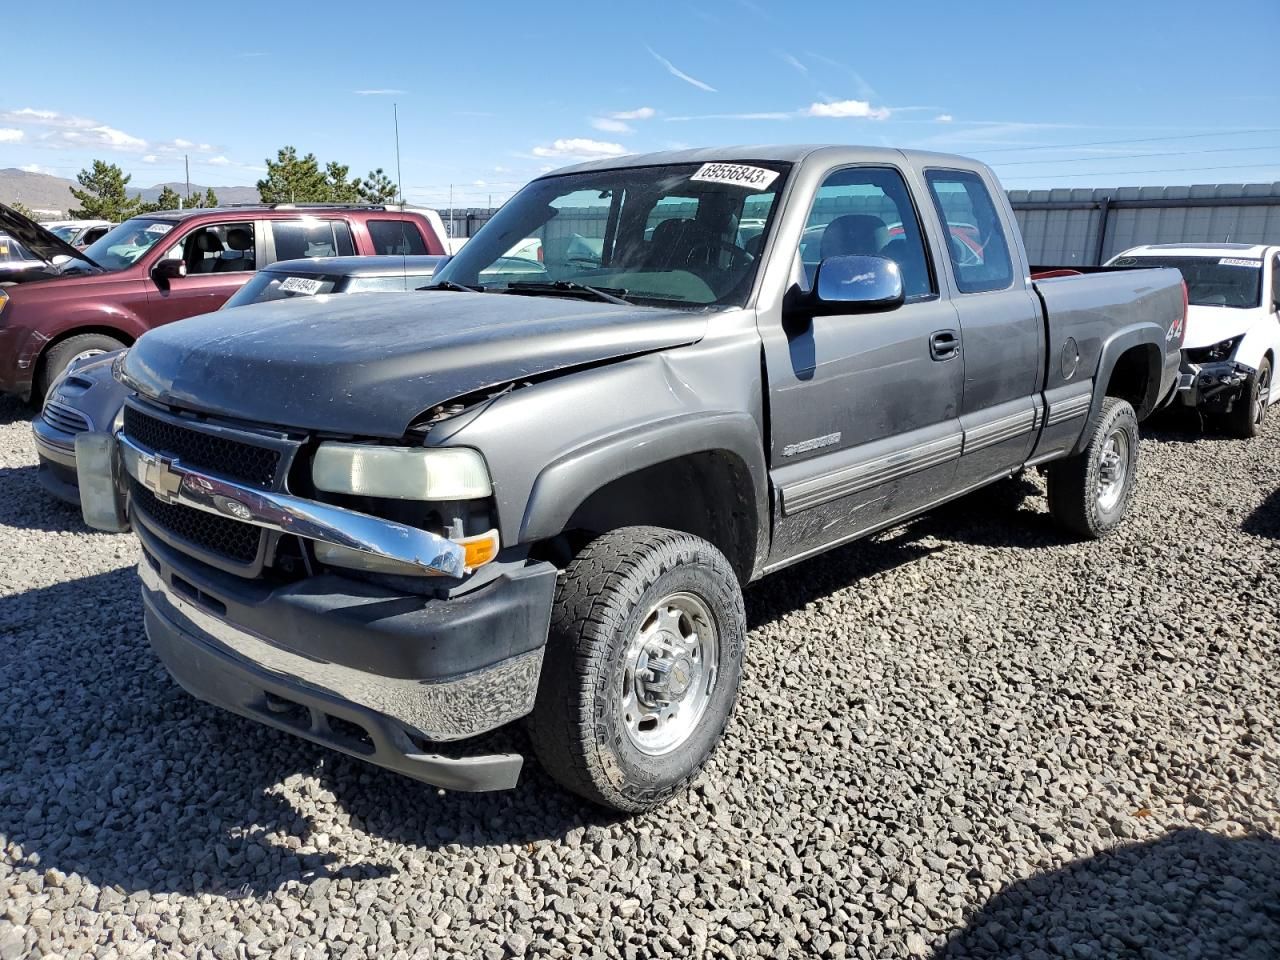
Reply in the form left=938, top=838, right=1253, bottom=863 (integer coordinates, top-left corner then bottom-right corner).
left=433, top=161, right=791, bottom=307
left=1112, top=255, right=1263, bottom=308
left=224, top=271, right=339, bottom=308
left=77, top=218, right=177, bottom=272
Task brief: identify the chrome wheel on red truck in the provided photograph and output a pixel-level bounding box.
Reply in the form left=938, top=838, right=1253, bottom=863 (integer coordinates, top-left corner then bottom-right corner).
left=528, top=526, right=746, bottom=813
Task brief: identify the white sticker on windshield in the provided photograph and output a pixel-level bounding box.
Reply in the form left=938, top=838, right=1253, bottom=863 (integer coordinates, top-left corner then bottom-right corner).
left=144, top=223, right=173, bottom=235
left=690, top=162, right=779, bottom=191
left=279, top=276, right=325, bottom=295
left=1218, top=257, right=1261, bottom=268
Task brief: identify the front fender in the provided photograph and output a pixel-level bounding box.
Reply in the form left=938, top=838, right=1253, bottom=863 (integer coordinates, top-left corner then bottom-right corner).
left=520, top=410, right=769, bottom=564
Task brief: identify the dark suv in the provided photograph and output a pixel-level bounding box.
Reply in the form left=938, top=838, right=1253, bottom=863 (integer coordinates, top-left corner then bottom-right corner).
left=0, top=203, right=448, bottom=401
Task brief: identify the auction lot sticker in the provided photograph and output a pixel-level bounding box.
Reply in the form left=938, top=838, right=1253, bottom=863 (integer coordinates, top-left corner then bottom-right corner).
left=691, top=163, right=779, bottom=191
left=1218, top=258, right=1261, bottom=268
left=279, top=276, right=326, bottom=295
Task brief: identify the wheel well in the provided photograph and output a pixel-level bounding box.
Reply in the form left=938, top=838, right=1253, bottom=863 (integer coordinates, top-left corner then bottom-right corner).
left=555, top=451, right=759, bottom=584
left=35, top=326, right=134, bottom=385
left=1104, top=344, right=1160, bottom=419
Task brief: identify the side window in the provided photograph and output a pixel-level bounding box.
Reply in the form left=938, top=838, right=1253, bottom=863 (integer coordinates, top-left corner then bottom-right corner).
left=81, top=226, right=109, bottom=246
left=272, top=219, right=354, bottom=262
left=800, top=166, right=934, bottom=300
left=924, top=169, right=1013, bottom=294
left=367, top=219, right=428, bottom=256
left=346, top=276, right=406, bottom=292
left=180, top=222, right=256, bottom=274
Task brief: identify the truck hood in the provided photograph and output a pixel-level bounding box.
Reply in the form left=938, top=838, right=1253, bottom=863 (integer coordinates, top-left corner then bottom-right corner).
left=121, top=290, right=708, bottom=437
left=1182, top=304, right=1260, bottom=350
left=0, top=202, right=100, bottom=270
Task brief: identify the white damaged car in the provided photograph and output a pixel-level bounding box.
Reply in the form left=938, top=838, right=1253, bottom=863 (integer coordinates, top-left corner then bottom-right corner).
left=1108, top=243, right=1280, bottom=437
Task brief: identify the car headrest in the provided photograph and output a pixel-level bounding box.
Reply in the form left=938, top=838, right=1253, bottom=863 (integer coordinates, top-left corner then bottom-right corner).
left=820, top=214, right=888, bottom=261
left=194, top=232, right=223, bottom=253
left=225, top=228, right=251, bottom=252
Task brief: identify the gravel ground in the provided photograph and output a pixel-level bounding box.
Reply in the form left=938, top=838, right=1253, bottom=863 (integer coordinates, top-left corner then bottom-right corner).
left=1, top=396, right=1278, bottom=960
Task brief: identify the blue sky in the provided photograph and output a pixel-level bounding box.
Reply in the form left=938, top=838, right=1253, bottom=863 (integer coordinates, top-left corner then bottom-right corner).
left=3, top=0, right=1278, bottom=208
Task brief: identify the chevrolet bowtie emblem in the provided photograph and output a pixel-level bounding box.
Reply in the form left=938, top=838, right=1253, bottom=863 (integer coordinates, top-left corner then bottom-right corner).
left=138, top=452, right=184, bottom=503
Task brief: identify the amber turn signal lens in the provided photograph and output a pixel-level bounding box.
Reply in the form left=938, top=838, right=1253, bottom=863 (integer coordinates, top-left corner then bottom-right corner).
left=456, top=529, right=500, bottom=569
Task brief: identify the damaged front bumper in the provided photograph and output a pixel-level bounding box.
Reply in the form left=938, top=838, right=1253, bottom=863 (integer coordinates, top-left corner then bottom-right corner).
left=1175, top=358, right=1256, bottom=411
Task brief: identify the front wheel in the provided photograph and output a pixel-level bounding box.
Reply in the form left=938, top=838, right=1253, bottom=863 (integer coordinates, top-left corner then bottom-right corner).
left=1046, top=397, right=1140, bottom=539
left=36, top=333, right=127, bottom=404
left=528, top=526, right=746, bottom=812
left=1223, top=356, right=1271, bottom=439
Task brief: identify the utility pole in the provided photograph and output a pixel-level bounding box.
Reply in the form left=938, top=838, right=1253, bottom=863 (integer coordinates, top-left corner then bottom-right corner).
left=449, top=184, right=454, bottom=239
left=184, top=154, right=190, bottom=204
left=393, top=103, right=404, bottom=205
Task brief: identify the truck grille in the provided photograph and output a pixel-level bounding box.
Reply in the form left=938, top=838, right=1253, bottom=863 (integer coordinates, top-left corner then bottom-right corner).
left=42, top=401, right=92, bottom=435
left=122, top=406, right=281, bottom=488
left=130, top=480, right=261, bottom=564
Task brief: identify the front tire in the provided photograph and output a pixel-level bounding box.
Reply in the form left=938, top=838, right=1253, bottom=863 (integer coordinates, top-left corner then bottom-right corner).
left=1046, top=397, right=1140, bottom=539
left=1223, top=356, right=1271, bottom=439
left=528, top=526, right=746, bottom=812
left=36, top=333, right=127, bottom=404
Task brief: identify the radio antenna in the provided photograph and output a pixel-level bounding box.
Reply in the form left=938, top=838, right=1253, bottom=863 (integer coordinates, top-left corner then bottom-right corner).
left=393, top=103, right=404, bottom=205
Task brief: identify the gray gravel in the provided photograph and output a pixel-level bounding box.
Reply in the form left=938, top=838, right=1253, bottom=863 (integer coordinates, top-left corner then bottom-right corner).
left=2, top=397, right=1278, bottom=960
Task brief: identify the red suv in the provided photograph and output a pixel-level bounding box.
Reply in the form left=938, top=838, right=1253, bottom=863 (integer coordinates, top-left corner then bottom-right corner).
left=0, top=203, right=448, bottom=401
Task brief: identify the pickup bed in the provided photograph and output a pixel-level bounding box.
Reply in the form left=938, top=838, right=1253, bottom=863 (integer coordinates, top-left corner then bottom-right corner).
left=81, top=145, right=1185, bottom=812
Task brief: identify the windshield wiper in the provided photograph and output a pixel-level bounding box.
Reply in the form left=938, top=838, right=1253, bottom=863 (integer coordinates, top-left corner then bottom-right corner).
left=503, top=280, right=631, bottom=305
left=421, top=279, right=484, bottom=292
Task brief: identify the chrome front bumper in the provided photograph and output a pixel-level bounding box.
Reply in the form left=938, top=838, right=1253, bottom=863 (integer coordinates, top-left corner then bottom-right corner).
left=76, top=430, right=467, bottom=577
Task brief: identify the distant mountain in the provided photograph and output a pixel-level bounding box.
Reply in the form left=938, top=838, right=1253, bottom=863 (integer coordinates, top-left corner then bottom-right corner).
left=0, top=168, right=259, bottom=217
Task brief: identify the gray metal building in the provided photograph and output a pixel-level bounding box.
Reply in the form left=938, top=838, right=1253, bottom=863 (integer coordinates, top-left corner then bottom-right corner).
left=1009, top=182, right=1280, bottom=266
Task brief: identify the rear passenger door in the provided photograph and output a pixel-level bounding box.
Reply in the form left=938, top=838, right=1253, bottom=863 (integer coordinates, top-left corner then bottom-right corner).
left=921, top=168, right=1044, bottom=489
left=145, top=220, right=262, bottom=326
left=762, top=164, right=964, bottom=567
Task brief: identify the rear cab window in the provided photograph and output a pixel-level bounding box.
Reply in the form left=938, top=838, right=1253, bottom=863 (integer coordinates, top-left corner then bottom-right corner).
left=368, top=220, right=429, bottom=255
left=924, top=169, right=1014, bottom=294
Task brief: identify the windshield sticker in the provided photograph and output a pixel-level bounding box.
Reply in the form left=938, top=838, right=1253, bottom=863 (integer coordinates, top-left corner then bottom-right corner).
left=1218, top=257, right=1261, bottom=268
left=279, top=276, right=325, bottom=295
left=690, top=163, right=779, bottom=191
left=144, top=223, right=173, bottom=235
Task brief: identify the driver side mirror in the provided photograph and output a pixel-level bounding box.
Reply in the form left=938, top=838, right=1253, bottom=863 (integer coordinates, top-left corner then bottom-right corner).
left=151, top=259, right=187, bottom=282
left=804, top=255, right=904, bottom=316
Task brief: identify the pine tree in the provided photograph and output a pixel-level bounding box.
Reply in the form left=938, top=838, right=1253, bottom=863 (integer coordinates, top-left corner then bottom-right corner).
left=69, top=161, right=142, bottom=220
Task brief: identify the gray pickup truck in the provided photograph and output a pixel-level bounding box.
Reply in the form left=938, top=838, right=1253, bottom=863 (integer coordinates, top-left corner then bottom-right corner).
left=80, top=145, right=1185, bottom=812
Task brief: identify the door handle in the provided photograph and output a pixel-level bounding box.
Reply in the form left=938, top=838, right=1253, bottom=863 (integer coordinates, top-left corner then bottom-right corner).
left=930, top=329, right=960, bottom=361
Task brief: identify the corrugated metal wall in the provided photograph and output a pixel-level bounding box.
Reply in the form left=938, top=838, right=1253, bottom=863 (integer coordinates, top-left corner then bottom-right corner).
left=1009, top=182, right=1280, bottom=266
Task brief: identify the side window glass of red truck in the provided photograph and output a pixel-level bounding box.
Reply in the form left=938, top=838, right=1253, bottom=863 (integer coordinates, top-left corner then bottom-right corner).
left=181, top=222, right=257, bottom=274
left=272, top=220, right=354, bottom=262
left=368, top=219, right=428, bottom=256
left=800, top=166, right=935, bottom=300
left=924, top=169, right=1013, bottom=293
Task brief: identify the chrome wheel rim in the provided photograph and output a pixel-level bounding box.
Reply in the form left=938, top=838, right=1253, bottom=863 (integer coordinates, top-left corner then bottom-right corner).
left=620, top=592, right=719, bottom=756
left=69, top=348, right=107, bottom=366
left=1096, top=429, right=1129, bottom=512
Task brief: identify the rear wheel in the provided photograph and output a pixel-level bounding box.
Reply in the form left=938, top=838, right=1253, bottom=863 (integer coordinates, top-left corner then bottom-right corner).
left=528, top=526, right=746, bottom=812
left=36, top=333, right=126, bottom=404
left=1223, top=356, right=1271, bottom=439
left=1046, top=397, right=1140, bottom=539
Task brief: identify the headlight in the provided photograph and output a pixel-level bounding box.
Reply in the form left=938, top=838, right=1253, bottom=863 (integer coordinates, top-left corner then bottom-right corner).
left=1197, top=336, right=1242, bottom=363
left=312, top=443, right=492, bottom=500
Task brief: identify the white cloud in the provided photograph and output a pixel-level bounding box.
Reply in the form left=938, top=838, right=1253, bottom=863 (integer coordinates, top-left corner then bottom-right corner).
left=0, top=128, right=23, bottom=142
left=805, top=99, right=891, bottom=120
left=590, top=106, right=657, bottom=135
left=89, top=125, right=147, bottom=149
left=780, top=51, right=808, bottom=75
left=0, top=107, right=152, bottom=152
left=591, top=117, right=633, bottom=133
left=355, top=88, right=405, bottom=96
left=19, top=163, right=48, bottom=173
left=208, top=155, right=231, bottom=166
left=936, top=114, right=954, bottom=123
left=142, top=154, right=158, bottom=163
left=646, top=47, right=717, bottom=93
left=611, top=107, right=656, bottom=121
left=531, top=138, right=629, bottom=159
left=173, top=138, right=193, bottom=148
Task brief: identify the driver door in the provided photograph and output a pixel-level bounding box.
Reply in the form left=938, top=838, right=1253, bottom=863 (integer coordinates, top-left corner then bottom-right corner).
left=760, top=164, right=964, bottom=569
left=145, top=220, right=260, bottom=327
